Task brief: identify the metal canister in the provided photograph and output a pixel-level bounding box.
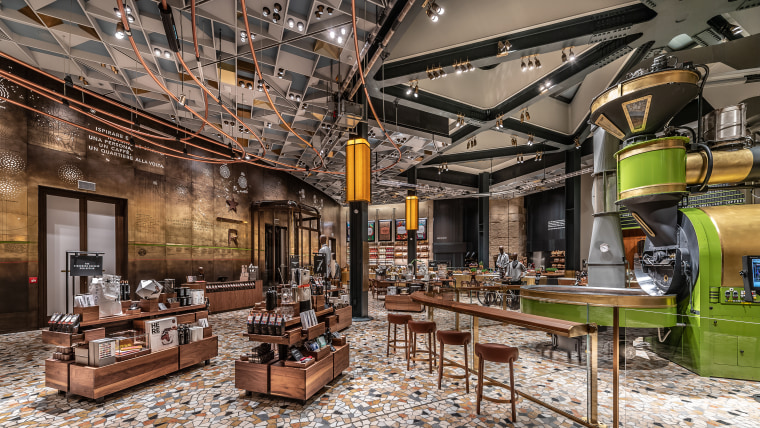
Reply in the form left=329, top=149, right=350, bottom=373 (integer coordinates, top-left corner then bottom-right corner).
left=703, top=103, right=747, bottom=147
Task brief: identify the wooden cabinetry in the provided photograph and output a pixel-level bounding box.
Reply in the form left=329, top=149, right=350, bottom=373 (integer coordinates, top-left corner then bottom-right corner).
left=43, top=305, right=218, bottom=401
left=182, top=280, right=263, bottom=313
left=235, top=306, right=352, bottom=401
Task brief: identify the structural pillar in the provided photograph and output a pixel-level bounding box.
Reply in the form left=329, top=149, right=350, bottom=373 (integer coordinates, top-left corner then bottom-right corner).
left=407, top=167, right=417, bottom=272
left=477, top=172, right=490, bottom=268
left=349, top=118, right=370, bottom=320
left=564, top=149, right=581, bottom=272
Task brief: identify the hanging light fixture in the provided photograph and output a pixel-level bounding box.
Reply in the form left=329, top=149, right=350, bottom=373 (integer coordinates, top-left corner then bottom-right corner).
left=525, top=108, right=530, bottom=121
left=178, top=94, right=187, bottom=106
left=561, top=49, right=568, bottom=63
left=534, top=55, right=542, bottom=68
left=511, top=136, right=518, bottom=146
left=520, top=57, right=527, bottom=72
left=414, top=84, right=419, bottom=98
left=406, top=194, right=419, bottom=231
left=346, top=135, right=371, bottom=202
left=568, top=47, right=575, bottom=61
left=115, top=22, right=126, bottom=40
left=528, top=134, right=534, bottom=145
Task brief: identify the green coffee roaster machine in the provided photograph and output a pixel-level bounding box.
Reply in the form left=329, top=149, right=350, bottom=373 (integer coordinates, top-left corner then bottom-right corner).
left=522, top=55, right=760, bottom=380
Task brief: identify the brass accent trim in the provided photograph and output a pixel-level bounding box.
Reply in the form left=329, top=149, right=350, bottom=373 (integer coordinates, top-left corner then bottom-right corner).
left=347, top=138, right=370, bottom=147
left=594, top=114, right=625, bottom=140
left=631, top=212, right=655, bottom=237
left=700, top=205, right=760, bottom=288
left=621, top=95, right=652, bottom=134
left=685, top=149, right=754, bottom=185
left=616, top=138, right=686, bottom=161
left=591, top=69, right=701, bottom=114
left=618, top=183, right=686, bottom=200
left=520, top=286, right=676, bottom=308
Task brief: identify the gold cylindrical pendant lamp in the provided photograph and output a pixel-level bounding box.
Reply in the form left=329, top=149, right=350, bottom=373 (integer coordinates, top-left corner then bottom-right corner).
left=405, top=195, right=419, bottom=230
left=346, top=136, right=371, bottom=202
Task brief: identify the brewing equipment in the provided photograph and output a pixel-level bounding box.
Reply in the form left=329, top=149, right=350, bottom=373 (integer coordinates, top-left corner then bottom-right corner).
left=524, top=55, right=760, bottom=381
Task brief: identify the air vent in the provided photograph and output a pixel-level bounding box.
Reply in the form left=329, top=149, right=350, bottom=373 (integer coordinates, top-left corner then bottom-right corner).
left=745, top=74, right=760, bottom=84
left=78, top=180, right=96, bottom=191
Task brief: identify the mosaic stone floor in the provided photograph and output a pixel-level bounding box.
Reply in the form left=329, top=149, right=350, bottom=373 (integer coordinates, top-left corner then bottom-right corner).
left=0, top=297, right=759, bottom=427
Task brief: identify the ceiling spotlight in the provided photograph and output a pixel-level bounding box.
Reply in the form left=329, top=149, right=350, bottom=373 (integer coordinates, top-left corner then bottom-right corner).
left=340, top=27, right=347, bottom=35
left=267, top=122, right=272, bottom=128
left=337, top=36, right=343, bottom=44
left=273, top=3, right=282, bottom=13
left=730, top=24, right=742, bottom=35
left=329, top=29, right=335, bottom=39
left=528, top=57, right=534, bottom=70
left=297, top=22, right=304, bottom=31
left=296, top=95, right=301, bottom=102
left=125, top=5, right=131, bottom=14
left=528, top=134, right=534, bottom=145
left=327, top=7, right=334, bottom=15
left=534, top=55, right=542, bottom=68
left=525, top=109, right=530, bottom=121
left=115, top=22, right=125, bottom=39
left=178, top=94, right=187, bottom=106
left=414, top=85, right=419, bottom=98
left=575, top=137, right=581, bottom=149
left=520, top=111, right=524, bottom=123
left=240, top=30, right=247, bottom=40
left=520, top=57, right=527, bottom=72
left=511, top=136, right=517, bottom=146
left=406, top=85, right=413, bottom=95
left=239, top=80, right=245, bottom=88
left=289, top=93, right=295, bottom=100
left=568, top=47, right=575, bottom=61
left=127, top=14, right=135, bottom=23
left=277, top=68, right=284, bottom=78
left=263, top=7, right=270, bottom=16
left=287, top=18, right=295, bottom=28
left=114, top=7, right=121, bottom=17
left=247, top=83, right=253, bottom=90
left=154, top=47, right=162, bottom=57
left=430, top=2, right=444, bottom=14
left=164, top=50, right=171, bottom=59
left=561, top=49, right=568, bottom=63
left=426, top=8, right=439, bottom=22
left=316, top=5, right=324, bottom=19
left=272, top=13, right=280, bottom=23
left=302, top=103, right=308, bottom=109
left=467, top=61, right=474, bottom=72
left=497, top=40, right=511, bottom=57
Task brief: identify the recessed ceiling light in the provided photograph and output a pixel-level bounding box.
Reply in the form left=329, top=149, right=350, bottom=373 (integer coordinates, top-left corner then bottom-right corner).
left=337, top=36, right=343, bottom=44
left=272, top=13, right=280, bottom=23
left=164, top=50, right=171, bottom=59
left=340, top=27, right=347, bottom=35
left=297, top=22, right=304, bottom=31
left=273, top=3, right=282, bottom=13
left=287, top=18, right=295, bottom=28
left=115, top=22, right=125, bottom=39
left=327, top=7, right=333, bottom=15
left=154, top=48, right=162, bottom=57
left=239, top=80, right=245, bottom=88
left=329, top=29, right=335, bottom=39
left=127, top=14, right=135, bottom=23
left=263, top=7, right=270, bottom=16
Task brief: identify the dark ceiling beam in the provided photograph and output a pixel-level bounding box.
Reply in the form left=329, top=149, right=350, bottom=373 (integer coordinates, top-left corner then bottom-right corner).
left=374, top=3, right=656, bottom=83
left=490, top=139, right=593, bottom=185
left=490, top=34, right=642, bottom=115
left=496, top=118, right=573, bottom=145
left=369, top=97, right=450, bottom=136
left=380, top=85, right=488, bottom=120
left=400, top=167, right=479, bottom=188
left=425, top=144, right=559, bottom=166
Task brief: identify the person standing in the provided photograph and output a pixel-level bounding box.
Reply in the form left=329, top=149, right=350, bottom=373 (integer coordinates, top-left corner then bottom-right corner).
left=507, top=253, right=526, bottom=285
left=318, top=235, right=332, bottom=280
left=496, top=246, right=510, bottom=279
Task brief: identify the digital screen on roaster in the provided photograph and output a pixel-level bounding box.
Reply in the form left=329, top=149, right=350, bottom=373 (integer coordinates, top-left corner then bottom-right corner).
left=753, top=258, right=760, bottom=288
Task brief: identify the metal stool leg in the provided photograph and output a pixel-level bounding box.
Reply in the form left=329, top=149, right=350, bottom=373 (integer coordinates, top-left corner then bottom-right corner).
left=428, top=332, right=433, bottom=373
left=437, top=341, right=444, bottom=389
left=386, top=322, right=391, bottom=357
left=464, top=343, right=469, bottom=394
left=510, top=360, right=516, bottom=422
left=476, top=357, right=484, bottom=414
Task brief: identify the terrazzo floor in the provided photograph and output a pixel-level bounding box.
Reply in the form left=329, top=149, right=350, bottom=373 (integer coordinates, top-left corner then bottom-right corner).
left=1, top=297, right=759, bottom=427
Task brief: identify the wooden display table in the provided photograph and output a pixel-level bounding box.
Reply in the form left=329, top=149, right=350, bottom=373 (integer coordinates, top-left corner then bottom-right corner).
left=236, top=305, right=352, bottom=402
left=42, top=304, right=218, bottom=402
left=182, top=280, right=263, bottom=313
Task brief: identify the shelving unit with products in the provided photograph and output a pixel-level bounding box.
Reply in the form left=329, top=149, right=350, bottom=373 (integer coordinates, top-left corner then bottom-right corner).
left=549, top=250, right=566, bottom=270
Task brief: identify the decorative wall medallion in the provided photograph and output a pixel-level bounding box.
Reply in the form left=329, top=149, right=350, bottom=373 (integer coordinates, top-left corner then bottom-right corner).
left=219, top=164, right=231, bottom=179
left=0, top=176, right=21, bottom=200
left=226, top=197, right=239, bottom=212
left=137, top=248, right=147, bottom=256
left=175, top=184, right=189, bottom=198
left=238, top=173, right=247, bottom=189
left=0, top=150, right=24, bottom=175
left=57, top=164, right=83, bottom=184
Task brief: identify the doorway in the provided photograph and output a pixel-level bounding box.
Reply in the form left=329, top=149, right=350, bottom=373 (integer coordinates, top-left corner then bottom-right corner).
left=264, top=224, right=288, bottom=288
left=39, top=187, right=127, bottom=327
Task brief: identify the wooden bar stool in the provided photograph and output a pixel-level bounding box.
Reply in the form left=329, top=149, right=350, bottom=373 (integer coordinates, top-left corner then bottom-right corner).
left=475, top=343, right=519, bottom=422
left=436, top=330, right=471, bottom=393
left=386, top=313, right=412, bottom=357
left=407, top=320, right=437, bottom=373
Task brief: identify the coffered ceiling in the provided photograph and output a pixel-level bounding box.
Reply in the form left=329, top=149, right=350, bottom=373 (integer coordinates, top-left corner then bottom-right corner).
left=0, top=0, right=759, bottom=204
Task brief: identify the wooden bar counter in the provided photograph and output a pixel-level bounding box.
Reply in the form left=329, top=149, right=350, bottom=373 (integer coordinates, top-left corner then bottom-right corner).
left=411, top=291, right=600, bottom=427
left=183, top=280, right=263, bottom=313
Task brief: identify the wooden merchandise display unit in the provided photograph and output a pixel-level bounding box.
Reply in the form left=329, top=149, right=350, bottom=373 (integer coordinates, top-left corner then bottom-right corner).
left=43, top=302, right=218, bottom=402
left=183, top=279, right=263, bottom=313
left=236, top=305, right=353, bottom=401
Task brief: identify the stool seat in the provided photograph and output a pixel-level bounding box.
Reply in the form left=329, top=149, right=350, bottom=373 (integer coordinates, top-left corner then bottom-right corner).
left=475, top=343, right=519, bottom=363
left=408, top=320, right=436, bottom=334
left=388, top=313, right=412, bottom=325
left=437, top=330, right=471, bottom=346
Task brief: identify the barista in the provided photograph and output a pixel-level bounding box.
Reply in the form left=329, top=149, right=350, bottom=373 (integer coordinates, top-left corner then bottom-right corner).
left=507, top=253, right=526, bottom=285
left=496, top=246, right=510, bottom=279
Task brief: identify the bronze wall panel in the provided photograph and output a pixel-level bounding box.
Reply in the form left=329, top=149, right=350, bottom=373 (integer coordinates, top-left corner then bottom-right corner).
left=0, top=80, right=342, bottom=332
